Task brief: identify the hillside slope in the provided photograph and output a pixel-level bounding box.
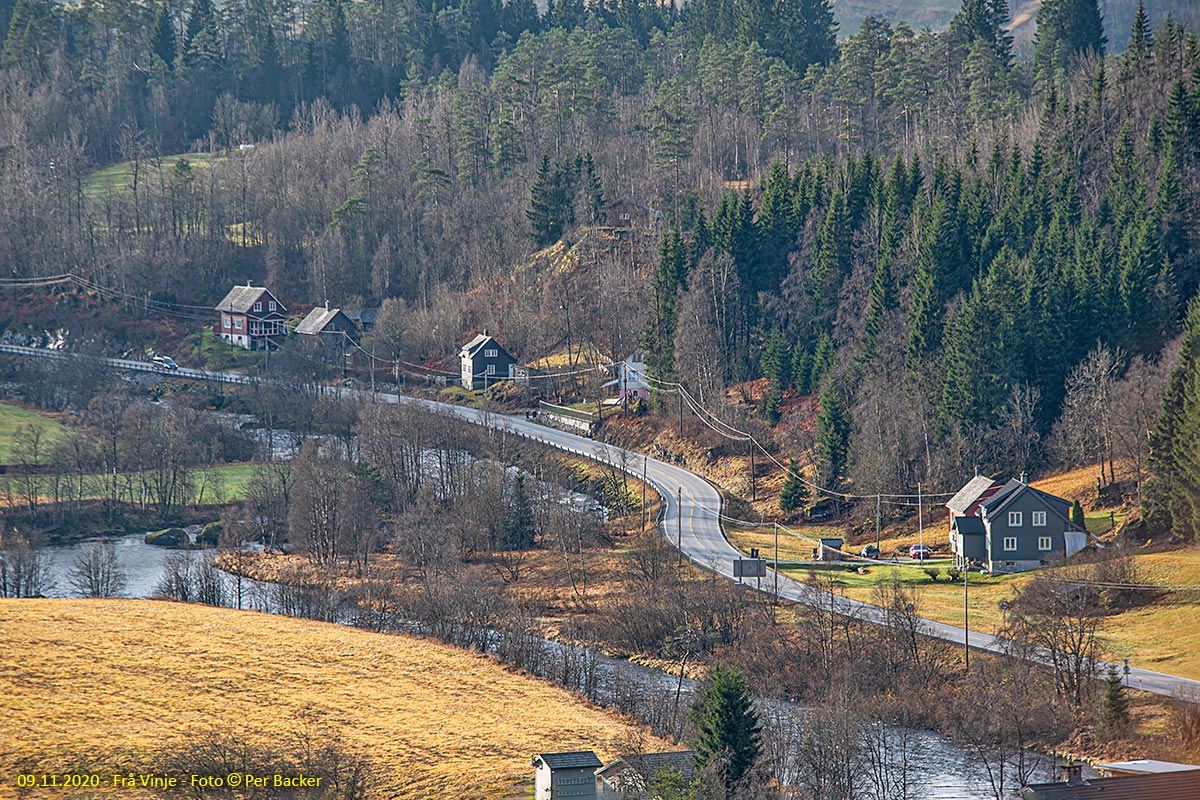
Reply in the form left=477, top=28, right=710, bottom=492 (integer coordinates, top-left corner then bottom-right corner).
left=0, top=600, right=666, bottom=798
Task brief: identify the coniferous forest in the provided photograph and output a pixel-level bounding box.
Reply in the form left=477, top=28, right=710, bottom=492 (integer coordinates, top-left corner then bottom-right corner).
left=1, top=0, right=1200, bottom=531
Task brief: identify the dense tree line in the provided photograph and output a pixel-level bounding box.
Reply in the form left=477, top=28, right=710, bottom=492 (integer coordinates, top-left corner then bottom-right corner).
left=2, top=0, right=1200, bottom=524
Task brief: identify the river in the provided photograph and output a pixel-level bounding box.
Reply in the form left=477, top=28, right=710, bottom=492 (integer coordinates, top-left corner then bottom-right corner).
left=27, top=533, right=1053, bottom=798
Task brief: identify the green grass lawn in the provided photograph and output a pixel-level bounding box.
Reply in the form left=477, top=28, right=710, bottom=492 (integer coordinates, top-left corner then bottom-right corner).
left=189, top=329, right=267, bottom=371
left=83, top=152, right=225, bottom=200
left=0, top=462, right=267, bottom=505
left=0, top=403, right=67, bottom=465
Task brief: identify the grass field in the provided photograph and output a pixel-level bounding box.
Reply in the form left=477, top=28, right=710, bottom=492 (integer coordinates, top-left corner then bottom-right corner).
left=0, top=462, right=266, bottom=505
left=0, top=403, right=66, bottom=465
left=82, top=152, right=225, bottom=200
left=0, top=600, right=667, bottom=799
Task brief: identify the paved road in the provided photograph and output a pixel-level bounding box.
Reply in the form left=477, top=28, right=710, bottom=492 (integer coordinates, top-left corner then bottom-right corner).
left=4, top=343, right=1199, bottom=698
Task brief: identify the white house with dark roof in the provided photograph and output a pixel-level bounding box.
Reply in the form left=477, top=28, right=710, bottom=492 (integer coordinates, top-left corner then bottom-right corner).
left=947, top=474, right=1088, bottom=572
left=459, top=332, right=516, bottom=390
left=532, top=751, right=602, bottom=800
left=215, top=283, right=286, bottom=350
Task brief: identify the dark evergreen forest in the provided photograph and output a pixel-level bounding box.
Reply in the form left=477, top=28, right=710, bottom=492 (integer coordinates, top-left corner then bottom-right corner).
left=1, top=0, right=1199, bottom=530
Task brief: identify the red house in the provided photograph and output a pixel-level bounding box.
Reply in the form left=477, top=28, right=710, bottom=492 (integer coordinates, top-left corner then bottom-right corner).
left=215, top=283, right=287, bottom=350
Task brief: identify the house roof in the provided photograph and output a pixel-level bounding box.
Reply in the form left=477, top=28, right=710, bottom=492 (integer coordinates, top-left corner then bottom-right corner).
left=954, top=515, right=985, bottom=535
left=295, top=306, right=346, bottom=335
left=596, top=750, right=695, bottom=781
left=533, top=751, right=603, bottom=770
left=1022, top=769, right=1200, bottom=799
left=1097, top=760, right=1200, bottom=775
left=216, top=284, right=281, bottom=314
left=980, top=480, right=1078, bottom=529
left=946, top=475, right=1000, bottom=514
left=345, top=308, right=377, bottom=327
left=460, top=333, right=492, bottom=358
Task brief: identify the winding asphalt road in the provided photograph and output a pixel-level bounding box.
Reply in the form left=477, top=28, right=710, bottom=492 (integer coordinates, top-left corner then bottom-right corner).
left=5, top=343, right=1199, bottom=699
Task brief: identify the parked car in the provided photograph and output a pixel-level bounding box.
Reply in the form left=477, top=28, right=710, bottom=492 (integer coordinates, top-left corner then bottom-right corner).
left=909, top=544, right=932, bottom=560
left=860, top=544, right=879, bottom=559
left=152, top=355, right=179, bottom=370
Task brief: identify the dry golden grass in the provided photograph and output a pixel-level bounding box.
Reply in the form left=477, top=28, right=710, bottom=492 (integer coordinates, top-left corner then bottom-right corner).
left=0, top=599, right=668, bottom=799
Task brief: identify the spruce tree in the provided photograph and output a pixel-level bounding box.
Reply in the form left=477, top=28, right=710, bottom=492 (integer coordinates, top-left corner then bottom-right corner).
left=1102, top=666, right=1130, bottom=730
left=527, top=154, right=560, bottom=246
left=1071, top=499, right=1086, bottom=529
left=690, top=663, right=761, bottom=793
left=1034, top=0, right=1106, bottom=84
left=779, top=459, right=810, bottom=514
left=151, top=3, right=177, bottom=70
left=1147, top=297, right=1200, bottom=539
left=816, top=381, right=850, bottom=488
left=502, top=473, right=537, bottom=550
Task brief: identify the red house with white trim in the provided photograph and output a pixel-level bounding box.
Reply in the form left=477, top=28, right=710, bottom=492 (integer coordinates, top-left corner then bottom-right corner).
left=215, top=283, right=287, bottom=350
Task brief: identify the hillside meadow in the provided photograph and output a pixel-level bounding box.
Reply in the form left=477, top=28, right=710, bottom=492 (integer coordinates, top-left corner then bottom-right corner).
left=0, top=599, right=669, bottom=799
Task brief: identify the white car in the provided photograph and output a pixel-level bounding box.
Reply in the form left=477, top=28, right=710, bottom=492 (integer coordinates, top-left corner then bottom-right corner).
left=152, top=355, right=179, bottom=370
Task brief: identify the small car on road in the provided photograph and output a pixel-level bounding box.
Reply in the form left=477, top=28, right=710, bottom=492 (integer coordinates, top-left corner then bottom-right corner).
left=152, top=355, right=179, bottom=370
left=860, top=544, right=879, bottom=559
left=909, top=543, right=932, bottom=560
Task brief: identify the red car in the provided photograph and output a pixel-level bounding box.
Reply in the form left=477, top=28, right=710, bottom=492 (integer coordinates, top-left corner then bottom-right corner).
left=910, top=544, right=933, bottom=560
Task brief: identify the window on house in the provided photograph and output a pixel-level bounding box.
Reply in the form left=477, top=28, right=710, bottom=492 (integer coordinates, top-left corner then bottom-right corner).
left=223, top=315, right=231, bottom=329
left=486, top=364, right=496, bottom=375
left=1032, top=511, right=1047, bottom=526
left=1038, top=536, right=1053, bottom=551
left=1009, top=511, right=1023, bottom=527
left=1003, top=537, right=1017, bottom=551
left=253, top=302, right=262, bottom=312
left=234, top=319, right=243, bottom=330
left=485, top=348, right=497, bottom=357
left=269, top=301, right=276, bottom=311
left=619, top=213, right=630, bottom=221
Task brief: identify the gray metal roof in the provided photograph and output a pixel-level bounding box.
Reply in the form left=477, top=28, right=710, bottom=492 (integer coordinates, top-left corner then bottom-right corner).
left=946, top=475, right=999, bottom=513
left=295, top=306, right=344, bottom=335
left=597, top=750, right=695, bottom=780
left=534, top=751, right=603, bottom=770
left=980, top=479, right=1024, bottom=514
left=216, top=284, right=283, bottom=314
left=1097, top=760, right=1200, bottom=775
left=1022, top=769, right=1200, bottom=799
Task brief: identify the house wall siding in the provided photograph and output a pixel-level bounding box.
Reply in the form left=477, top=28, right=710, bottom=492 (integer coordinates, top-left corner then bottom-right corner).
left=985, top=492, right=1067, bottom=565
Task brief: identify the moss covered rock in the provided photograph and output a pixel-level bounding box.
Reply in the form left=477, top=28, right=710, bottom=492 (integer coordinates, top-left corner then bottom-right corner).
left=197, top=521, right=223, bottom=547
left=144, top=528, right=189, bottom=548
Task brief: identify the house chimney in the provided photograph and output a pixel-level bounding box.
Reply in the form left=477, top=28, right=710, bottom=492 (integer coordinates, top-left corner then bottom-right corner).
left=325, top=300, right=329, bottom=311
left=1060, top=762, right=1085, bottom=786
left=1020, top=471, right=1028, bottom=485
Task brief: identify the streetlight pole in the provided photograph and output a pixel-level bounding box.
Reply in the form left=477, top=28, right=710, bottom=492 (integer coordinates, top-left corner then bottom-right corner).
left=773, top=522, right=779, bottom=603
left=918, top=482, right=924, bottom=558
left=641, top=455, right=648, bottom=533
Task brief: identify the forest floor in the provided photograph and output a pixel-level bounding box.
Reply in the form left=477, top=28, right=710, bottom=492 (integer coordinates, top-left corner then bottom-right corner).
left=0, top=599, right=668, bottom=799
left=82, top=152, right=225, bottom=200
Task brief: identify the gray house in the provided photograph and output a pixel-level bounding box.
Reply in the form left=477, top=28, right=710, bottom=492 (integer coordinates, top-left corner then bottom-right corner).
left=459, top=332, right=517, bottom=390
left=596, top=750, right=695, bottom=800
left=946, top=474, right=1088, bottom=573
left=532, top=751, right=603, bottom=800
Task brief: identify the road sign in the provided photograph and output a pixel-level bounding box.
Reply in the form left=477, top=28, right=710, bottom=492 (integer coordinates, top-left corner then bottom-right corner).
left=734, top=558, right=767, bottom=578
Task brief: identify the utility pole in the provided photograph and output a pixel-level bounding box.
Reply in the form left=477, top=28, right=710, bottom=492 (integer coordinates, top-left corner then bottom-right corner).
left=677, top=486, right=683, bottom=565
left=749, top=441, right=756, bottom=501
left=917, top=482, right=924, bottom=556
left=678, top=390, right=683, bottom=437
left=964, top=561, right=970, bottom=671
left=875, top=494, right=881, bottom=555
left=773, top=522, right=779, bottom=603
left=641, top=455, right=648, bottom=533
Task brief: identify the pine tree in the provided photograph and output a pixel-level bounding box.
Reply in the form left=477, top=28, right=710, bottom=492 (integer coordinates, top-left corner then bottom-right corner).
left=816, top=381, right=850, bottom=488
left=151, top=3, right=177, bottom=70
left=1071, top=499, right=1086, bottom=528
left=689, top=663, right=761, bottom=793
left=1147, top=297, right=1200, bottom=538
left=808, top=189, right=849, bottom=308
left=1033, top=0, right=1106, bottom=84
left=527, top=155, right=560, bottom=246
left=779, top=459, right=810, bottom=514
left=1, top=0, right=52, bottom=69
left=184, top=0, right=216, bottom=56
left=1102, top=666, right=1130, bottom=730
left=754, top=160, right=796, bottom=294
left=645, top=228, right=687, bottom=378
left=1121, top=0, right=1153, bottom=80
left=502, top=473, right=537, bottom=551
left=950, top=0, right=1013, bottom=67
